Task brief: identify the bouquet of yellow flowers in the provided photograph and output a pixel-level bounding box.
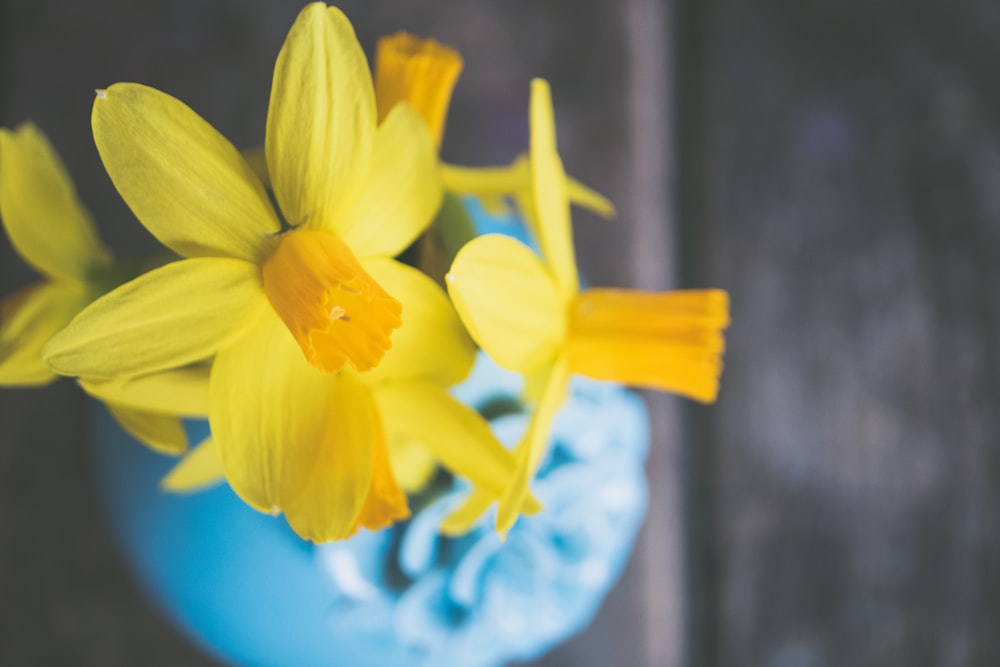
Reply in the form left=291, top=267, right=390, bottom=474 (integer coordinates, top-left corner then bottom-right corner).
left=0, top=4, right=728, bottom=665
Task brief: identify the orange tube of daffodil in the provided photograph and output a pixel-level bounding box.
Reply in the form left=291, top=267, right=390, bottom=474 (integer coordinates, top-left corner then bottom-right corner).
left=567, top=288, right=728, bottom=402
left=374, top=32, right=463, bottom=147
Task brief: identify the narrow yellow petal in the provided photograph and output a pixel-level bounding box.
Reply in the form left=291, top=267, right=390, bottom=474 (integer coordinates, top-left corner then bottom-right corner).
left=107, top=404, right=188, bottom=456
left=80, top=366, right=210, bottom=416
left=567, top=288, right=729, bottom=403
left=262, top=229, right=401, bottom=373
left=567, top=176, right=616, bottom=219
left=496, top=357, right=569, bottom=536
left=440, top=482, right=545, bottom=537
left=443, top=160, right=614, bottom=219
left=93, top=84, right=280, bottom=262
left=446, top=234, right=566, bottom=373
left=337, top=103, right=442, bottom=259
left=374, top=32, right=463, bottom=147
left=266, top=3, right=375, bottom=231
left=211, top=309, right=340, bottom=515
left=441, top=160, right=529, bottom=198
left=44, top=258, right=266, bottom=380
left=161, top=437, right=225, bottom=494
left=373, top=380, right=522, bottom=496
left=0, top=124, right=112, bottom=281
left=440, top=488, right=493, bottom=536
left=529, top=78, right=578, bottom=297
left=0, top=281, right=87, bottom=386
left=362, top=258, right=474, bottom=386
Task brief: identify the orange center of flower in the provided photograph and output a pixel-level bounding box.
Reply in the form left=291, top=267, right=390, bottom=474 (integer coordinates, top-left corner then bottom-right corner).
left=262, top=228, right=402, bottom=374
left=566, top=288, right=730, bottom=403
left=374, top=32, right=463, bottom=147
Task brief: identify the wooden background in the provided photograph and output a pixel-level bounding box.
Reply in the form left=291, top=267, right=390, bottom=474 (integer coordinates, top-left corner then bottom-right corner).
left=2, top=1, right=998, bottom=665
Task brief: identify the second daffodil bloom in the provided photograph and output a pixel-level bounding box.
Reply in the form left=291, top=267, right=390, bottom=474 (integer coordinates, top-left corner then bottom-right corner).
left=44, top=3, right=460, bottom=541
left=0, top=123, right=205, bottom=454
left=0, top=123, right=115, bottom=386
left=446, top=79, right=730, bottom=535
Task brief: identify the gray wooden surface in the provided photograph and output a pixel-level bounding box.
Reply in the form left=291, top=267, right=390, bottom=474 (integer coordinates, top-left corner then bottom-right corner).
left=4, top=1, right=997, bottom=666
left=679, top=0, right=1000, bottom=665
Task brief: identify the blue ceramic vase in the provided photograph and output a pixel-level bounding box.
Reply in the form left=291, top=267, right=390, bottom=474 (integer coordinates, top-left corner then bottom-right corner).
left=91, top=203, right=650, bottom=666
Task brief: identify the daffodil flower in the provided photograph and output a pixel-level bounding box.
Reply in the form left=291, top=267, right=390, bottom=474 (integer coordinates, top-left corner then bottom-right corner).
left=0, top=123, right=115, bottom=386
left=44, top=3, right=526, bottom=542
left=371, top=33, right=615, bottom=258
left=446, top=79, right=730, bottom=535
left=0, top=123, right=205, bottom=453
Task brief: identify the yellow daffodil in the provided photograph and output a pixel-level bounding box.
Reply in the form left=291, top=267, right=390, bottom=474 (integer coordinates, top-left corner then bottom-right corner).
left=446, top=79, right=730, bottom=535
left=371, top=32, right=615, bottom=254
left=0, top=123, right=115, bottom=386
left=0, top=123, right=204, bottom=454
left=43, top=3, right=529, bottom=543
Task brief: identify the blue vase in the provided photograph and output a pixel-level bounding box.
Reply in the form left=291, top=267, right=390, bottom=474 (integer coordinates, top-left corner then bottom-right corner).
left=91, top=201, right=650, bottom=666
left=92, top=353, right=649, bottom=667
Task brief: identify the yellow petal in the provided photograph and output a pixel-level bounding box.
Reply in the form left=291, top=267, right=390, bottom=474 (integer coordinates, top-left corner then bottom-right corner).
left=263, top=228, right=402, bottom=373
left=0, top=281, right=87, bottom=386
left=283, top=372, right=390, bottom=542
left=266, top=4, right=375, bottom=231
left=107, top=403, right=188, bottom=455
left=44, top=258, right=266, bottom=380
left=441, top=160, right=529, bottom=198
left=443, top=159, right=613, bottom=219
left=212, top=310, right=385, bottom=542
left=93, top=83, right=280, bottom=262
left=446, top=234, right=566, bottom=373
left=0, top=124, right=112, bottom=281
left=161, top=437, right=225, bottom=494
left=338, top=103, right=442, bottom=259
left=440, top=488, right=493, bottom=536
left=386, top=433, right=437, bottom=494
left=374, top=32, right=463, bottom=147
left=363, top=258, right=474, bottom=386
left=529, top=79, right=578, bottom=297
left=567, top=176, right=616, bottom=219
left=441, top=486, right=545, bottom=537
left=496, top=357, right=569, bottom=536
left=348, top=409, right=410, bottom=534
left=567, top=288, right=729, bottom=403
left=210, top=309, right=340, bottom=515
left=79, top=365, right=210, bottom=416
left=372, top=380, right=519, bottom=500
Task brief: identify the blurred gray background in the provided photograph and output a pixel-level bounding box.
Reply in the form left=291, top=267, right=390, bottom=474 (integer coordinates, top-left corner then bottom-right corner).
left=1, top=1, right=998, bottom=665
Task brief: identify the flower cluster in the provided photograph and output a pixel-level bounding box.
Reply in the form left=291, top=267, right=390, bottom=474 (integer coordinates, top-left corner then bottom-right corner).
left=0, top=3, right=729, bottom=543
